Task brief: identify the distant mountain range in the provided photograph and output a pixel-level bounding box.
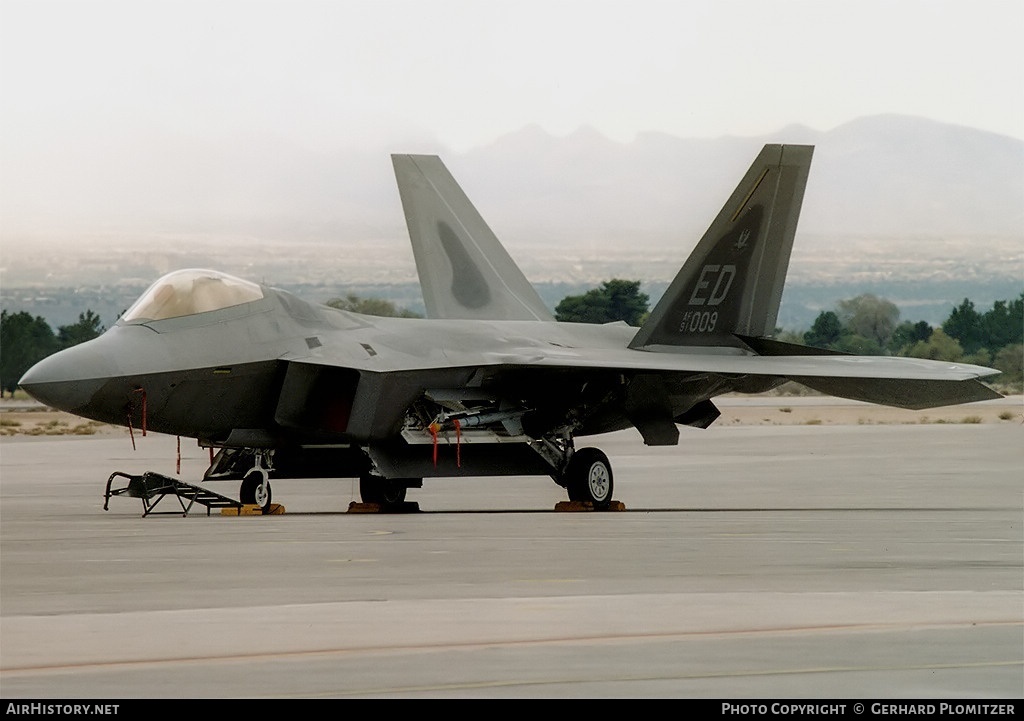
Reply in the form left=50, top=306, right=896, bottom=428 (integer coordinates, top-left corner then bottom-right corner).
left=453, top=114, right=1023, bottom=242
left=3, top=114, right=1021, bottom=244
left=2, top=115, right=1021, bottom=332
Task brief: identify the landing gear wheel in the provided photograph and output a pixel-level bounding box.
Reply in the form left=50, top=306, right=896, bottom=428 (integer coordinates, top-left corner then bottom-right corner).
left=565, top=448, right=613, bottom=509
left=359, top=475, right=408, bottom=506
left=240, top=469, right=272, bottom=512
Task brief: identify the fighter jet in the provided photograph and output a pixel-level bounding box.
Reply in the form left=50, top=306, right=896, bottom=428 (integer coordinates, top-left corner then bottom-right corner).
left=19, top=145, right=1001, bottom=510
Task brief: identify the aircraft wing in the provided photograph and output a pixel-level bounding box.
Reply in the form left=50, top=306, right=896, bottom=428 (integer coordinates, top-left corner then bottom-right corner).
left=289, top=333, right=1001, bottom=412
left=516, top=350, right=1000, bottom=410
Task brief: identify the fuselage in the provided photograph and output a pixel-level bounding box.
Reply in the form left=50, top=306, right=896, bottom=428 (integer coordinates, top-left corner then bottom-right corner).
left=19, top=276, right=648, bottom=446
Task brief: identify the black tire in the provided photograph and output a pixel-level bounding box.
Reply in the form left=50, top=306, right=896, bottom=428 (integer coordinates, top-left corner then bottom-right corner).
left=565, top=448, right=613, bottom=508
left=240, top=470, right=272, bottom=512
left=359, top=475, right=408, bottom=505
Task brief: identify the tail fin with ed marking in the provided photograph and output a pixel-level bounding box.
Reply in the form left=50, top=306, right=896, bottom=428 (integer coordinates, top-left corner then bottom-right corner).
left=630, top=144, right=813, bottom=350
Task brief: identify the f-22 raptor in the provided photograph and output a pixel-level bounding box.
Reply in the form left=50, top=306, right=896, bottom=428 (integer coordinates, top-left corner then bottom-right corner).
left=20, top=145, right=1001, bottom=510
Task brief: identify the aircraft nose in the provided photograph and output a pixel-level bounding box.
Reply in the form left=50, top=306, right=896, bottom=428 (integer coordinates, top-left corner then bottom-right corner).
left=19, top=341, right=112, bottom=412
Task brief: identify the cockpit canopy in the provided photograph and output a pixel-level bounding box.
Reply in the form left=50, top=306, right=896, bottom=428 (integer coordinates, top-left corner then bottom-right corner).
left=121, top=269, right=264, bottom=323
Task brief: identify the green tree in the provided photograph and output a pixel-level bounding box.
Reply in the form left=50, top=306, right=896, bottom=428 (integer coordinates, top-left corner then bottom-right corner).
left=961, top=348, right=993, bottom=367
left=58, top=310, right=105, bottom=348
left=942, top=298, right=985, bottom=355
left=888, top=320, right=932, bottom=354
left=904, top=328, right=964, bottom=362
left=803, top=311, right=845, bottom=349
left=837, top=294, right=900, bottom=350
left=992, top=343, right=1023, bottom=390
left=555, top=279, right=649, bottom=326
left=980, top=293, right=1024, bottom=350
left=326, top=295, right=422, bottom=318
left=0, top=311, right=58, bottom=397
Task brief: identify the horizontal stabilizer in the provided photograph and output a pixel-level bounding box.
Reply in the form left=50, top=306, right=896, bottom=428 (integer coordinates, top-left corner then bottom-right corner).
left=735, top=334, right=1003, bottom=408
left=788, top=376, right=1003, bottom=410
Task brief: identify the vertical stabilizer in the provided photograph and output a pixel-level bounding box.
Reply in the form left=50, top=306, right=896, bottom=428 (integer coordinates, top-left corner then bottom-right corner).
left=392, top=155, right=554, bottom=321
left=629, top=144, right=813, bottom=350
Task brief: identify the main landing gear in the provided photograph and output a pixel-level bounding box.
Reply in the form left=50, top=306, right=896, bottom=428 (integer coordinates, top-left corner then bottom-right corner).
left=359, top=475, right=415, bottom=507
left=534, top=432, right=616, bottom=509
left=562, top=447, right=614, bottom=509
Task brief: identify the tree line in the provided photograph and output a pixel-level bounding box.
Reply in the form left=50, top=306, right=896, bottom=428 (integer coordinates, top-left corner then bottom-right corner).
left=798, top=293, right=1022, bottom=386
left=554, top=284, right=1023, bottom=390
left=1, top=310, right=106, bottom=396
left=2, top=285, right=1021, bottom=397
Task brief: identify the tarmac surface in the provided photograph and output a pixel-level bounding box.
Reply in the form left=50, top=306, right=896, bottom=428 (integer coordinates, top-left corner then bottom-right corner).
left=1, top=397, right=1021, bottom=698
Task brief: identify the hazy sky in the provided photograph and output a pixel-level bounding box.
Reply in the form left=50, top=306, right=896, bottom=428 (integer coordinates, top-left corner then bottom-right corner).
left=2, top=0, right=1022, bottom=157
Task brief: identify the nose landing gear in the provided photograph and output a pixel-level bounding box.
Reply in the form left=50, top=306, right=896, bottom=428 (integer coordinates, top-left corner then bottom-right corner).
left=239, top=452, right=274, bottom=513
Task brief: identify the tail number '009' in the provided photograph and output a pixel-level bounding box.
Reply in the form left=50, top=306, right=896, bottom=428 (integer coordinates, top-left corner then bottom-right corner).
left=679, top=310, right=718, bottom=333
